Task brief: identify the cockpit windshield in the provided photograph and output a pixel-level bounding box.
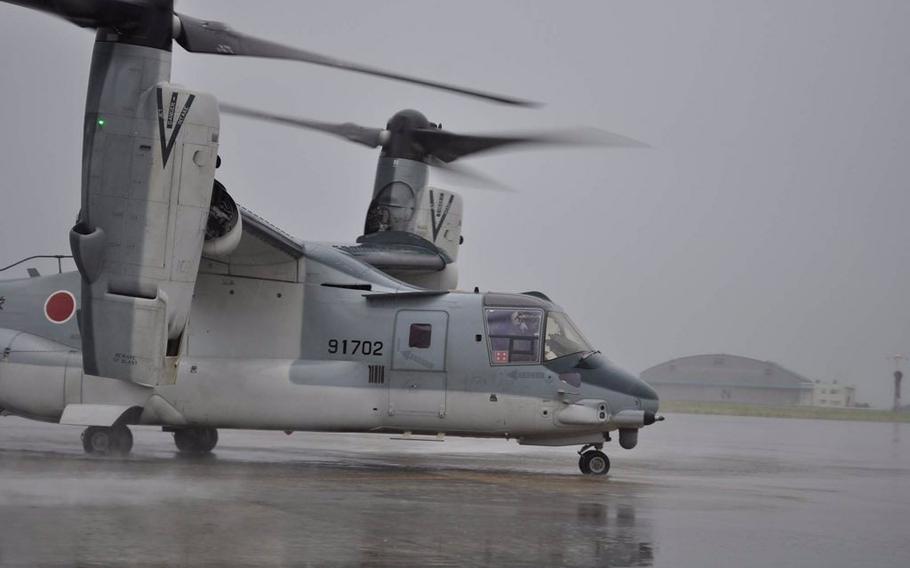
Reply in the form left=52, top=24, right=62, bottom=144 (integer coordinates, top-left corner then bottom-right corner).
left=544, top=312, right=593, bottom=361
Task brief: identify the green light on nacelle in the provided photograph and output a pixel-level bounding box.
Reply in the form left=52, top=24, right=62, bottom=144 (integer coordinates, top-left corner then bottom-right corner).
left=97, top=118, right=106, bottom=127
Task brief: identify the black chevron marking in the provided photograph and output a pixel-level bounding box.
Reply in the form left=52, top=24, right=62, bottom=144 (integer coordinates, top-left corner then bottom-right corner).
left=429, top=190, right=455, bottom=242
left=156, top=88, right=196, bottom=169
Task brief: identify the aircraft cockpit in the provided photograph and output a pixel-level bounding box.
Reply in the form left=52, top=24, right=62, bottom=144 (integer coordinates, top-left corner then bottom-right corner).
left=483, top=296, right=594, bottom=365
left=543, top=311, right=593, bottom=361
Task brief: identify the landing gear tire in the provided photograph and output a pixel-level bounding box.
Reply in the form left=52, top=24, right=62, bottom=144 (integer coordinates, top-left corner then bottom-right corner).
left=173, top=427, right=218, bottom=455
left=578, top=454, right=591, bottom=474
left=81, top=425, right=133, bottom=456
left=579, top=450, right=610, bottom=476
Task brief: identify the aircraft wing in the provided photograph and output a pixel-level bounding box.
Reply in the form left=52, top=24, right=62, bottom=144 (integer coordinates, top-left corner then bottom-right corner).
left=198, top=208, right=303, bottom=283
left=203, top=210, right=448, bottom=284
left=335, top=240, right=446, bottom=273
left=238, top=208, right=305, bottom=259
left=333, top=227, right=451, bottom=280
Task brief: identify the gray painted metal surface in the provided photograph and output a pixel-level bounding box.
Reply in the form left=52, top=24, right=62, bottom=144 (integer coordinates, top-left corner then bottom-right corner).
left=71, top=38, right=219, bottom=386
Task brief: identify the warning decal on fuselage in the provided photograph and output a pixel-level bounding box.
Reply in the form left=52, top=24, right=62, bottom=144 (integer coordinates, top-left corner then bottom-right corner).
left=156, top=88, right=196, bottom=168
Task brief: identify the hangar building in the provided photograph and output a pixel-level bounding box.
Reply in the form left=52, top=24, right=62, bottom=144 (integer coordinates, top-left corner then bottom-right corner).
left=641, top=354, right=815, bottom=406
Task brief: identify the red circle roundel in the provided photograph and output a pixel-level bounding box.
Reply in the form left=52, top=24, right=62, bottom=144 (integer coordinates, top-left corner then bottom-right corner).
left=44, top=290, right=76, bottom=324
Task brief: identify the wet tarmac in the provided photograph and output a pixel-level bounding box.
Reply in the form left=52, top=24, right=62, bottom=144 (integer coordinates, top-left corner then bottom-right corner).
left=0, top=414, right=908, bottom=567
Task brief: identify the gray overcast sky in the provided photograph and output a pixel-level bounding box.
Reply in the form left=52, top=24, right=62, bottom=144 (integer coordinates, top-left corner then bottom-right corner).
left=1, top=1, right=908, bottom=406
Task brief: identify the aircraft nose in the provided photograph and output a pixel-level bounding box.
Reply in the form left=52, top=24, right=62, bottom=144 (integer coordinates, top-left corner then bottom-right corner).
left=568, top=353, right=661, bottom=417
left=639, top=380, right=660, bottom=414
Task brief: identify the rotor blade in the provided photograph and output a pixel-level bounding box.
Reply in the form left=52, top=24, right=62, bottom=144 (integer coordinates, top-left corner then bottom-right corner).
left=174, top=13, right=538, bottom=107
left=219, top=103, right=385, bottom=149
left=427, top=157, right=515, bottom=192
left=414, top=127, right=648, bottom=163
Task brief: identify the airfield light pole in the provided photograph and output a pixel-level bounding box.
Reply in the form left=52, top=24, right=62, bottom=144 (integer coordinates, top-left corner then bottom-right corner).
left=888, top=355, right=906, bottom=412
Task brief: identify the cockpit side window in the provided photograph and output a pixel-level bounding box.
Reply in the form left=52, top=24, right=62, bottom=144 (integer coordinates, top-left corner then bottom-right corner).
left=485, top=308, right=543, bottom=365
left=544, top=312, right=593, bottom=361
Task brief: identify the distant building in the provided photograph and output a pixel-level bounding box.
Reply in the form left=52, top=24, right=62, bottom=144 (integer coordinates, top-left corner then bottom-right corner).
left=812, top=382, right=855, bottom=408
left=641, top=354, right=817, bottom=406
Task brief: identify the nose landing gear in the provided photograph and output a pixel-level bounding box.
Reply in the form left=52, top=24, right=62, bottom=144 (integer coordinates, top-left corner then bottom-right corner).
left=578, top=444, right=610, bottom=475
left=81, top=425, right=133, bottom=456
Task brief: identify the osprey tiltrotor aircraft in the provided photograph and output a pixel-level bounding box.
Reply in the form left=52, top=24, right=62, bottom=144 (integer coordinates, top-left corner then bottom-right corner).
left=0, top=0, right=661, bottom=475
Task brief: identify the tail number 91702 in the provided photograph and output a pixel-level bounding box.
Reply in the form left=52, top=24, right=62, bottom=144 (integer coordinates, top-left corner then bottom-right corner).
left=328, top=339, right=383, bottom=357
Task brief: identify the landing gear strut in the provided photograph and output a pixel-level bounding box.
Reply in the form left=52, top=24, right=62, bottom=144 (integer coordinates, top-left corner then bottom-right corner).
left=173, top=427, right=218, bottom=455
left=578, top=443, right=610, bottom=476
left=81, top=425, right=133, bottom=456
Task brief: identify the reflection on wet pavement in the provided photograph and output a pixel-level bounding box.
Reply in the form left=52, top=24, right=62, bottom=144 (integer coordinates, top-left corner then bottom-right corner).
left=0, top=414, right=908, bottom=567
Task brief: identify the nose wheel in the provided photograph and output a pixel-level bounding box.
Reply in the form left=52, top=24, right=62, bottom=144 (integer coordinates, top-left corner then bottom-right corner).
left=578, top=445, right=610, bottom=476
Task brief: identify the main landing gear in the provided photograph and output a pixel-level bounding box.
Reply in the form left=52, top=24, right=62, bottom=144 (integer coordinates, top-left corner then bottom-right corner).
left=172, top=427, right=218, bottom=455
left=81, top=425, right=133, bottom=456
left=79, top=426, right=219, bottom=456
left=578, top=443, right=610, bottom=476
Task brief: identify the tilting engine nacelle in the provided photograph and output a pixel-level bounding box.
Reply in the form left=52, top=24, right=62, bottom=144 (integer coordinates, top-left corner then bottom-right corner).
left=202, top=180, right=243, bottom=258
left=69, top=39, right=219, bottom=384
left=365, top=158, right=464, bottom=264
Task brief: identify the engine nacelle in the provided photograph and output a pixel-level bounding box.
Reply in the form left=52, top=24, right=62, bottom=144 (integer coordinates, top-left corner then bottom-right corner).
left=70, top=39, right=219, bottom=385
left=365, top=158, right=463, bottom=263
left=202, top=180, right=243, bottom=258
left=365, top=184, right=463, bottom=263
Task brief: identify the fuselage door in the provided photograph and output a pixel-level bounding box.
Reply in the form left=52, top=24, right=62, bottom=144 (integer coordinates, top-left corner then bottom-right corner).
left=390, top=310, right=448, bottom=416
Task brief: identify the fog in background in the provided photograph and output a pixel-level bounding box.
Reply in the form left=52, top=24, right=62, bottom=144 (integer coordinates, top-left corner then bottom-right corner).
left=1, top=1, right=907, bottom=407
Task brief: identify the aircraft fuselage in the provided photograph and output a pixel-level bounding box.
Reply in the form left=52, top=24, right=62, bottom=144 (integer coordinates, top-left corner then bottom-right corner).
left=0, top=242, right=659, bottom=450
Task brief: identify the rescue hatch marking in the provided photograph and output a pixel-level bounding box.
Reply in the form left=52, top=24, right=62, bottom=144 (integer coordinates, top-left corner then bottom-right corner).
left=399, top=349, right=435, bottom=369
